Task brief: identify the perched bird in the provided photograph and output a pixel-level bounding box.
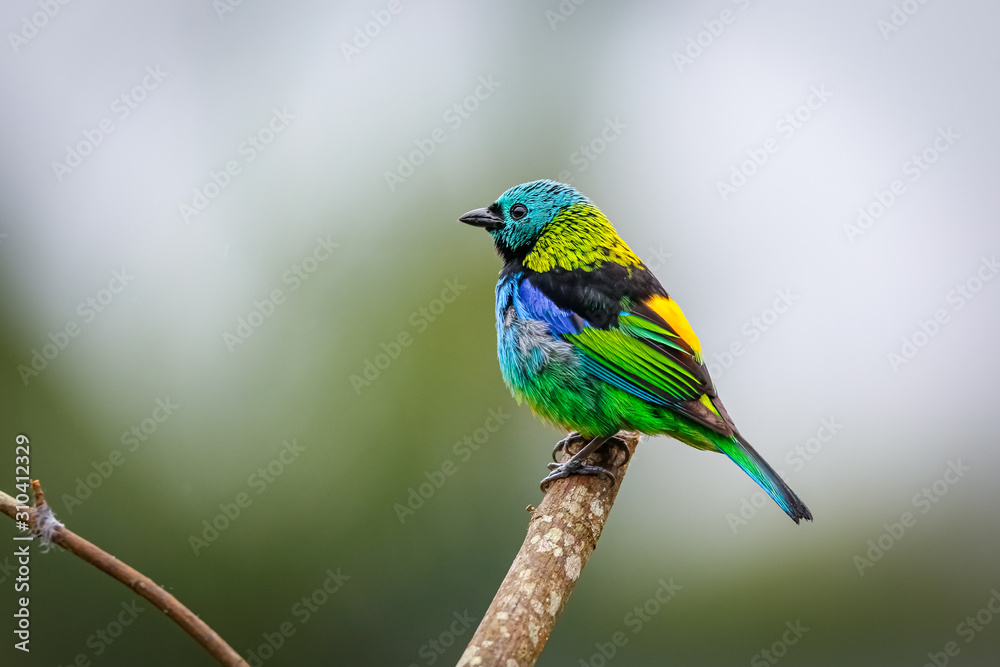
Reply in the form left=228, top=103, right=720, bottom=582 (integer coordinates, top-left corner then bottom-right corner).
left=460, top=180, right=812, bottom=523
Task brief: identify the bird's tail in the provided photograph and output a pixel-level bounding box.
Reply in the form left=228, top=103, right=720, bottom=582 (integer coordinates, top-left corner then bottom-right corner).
left=716, top=434, right=813, bottom=524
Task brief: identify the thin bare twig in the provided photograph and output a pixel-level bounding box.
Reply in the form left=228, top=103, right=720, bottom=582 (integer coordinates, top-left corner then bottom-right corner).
left=0, top=480, right=248, bottom=667
left=458, top=431, right=640, bottom=667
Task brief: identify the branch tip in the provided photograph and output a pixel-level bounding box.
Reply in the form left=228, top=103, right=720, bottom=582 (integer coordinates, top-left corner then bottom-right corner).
left=1, top=478, right=248, bottom=666
left=31, top=478, right=46, bottom=508
left=459, top=431, right=640, bottom=667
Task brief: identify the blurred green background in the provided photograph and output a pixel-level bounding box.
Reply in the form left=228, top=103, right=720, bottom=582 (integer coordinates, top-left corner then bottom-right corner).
left=2, top=1, right=1000, bottom=665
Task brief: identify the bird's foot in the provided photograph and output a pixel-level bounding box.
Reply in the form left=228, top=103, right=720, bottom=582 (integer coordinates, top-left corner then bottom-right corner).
left=541, top=434, right=624, bottom=492
left=606, top=435, right=631, bottom=466
left=551, top=431, right=584, bottom=462
left=540, top=460, right=615, bottom=493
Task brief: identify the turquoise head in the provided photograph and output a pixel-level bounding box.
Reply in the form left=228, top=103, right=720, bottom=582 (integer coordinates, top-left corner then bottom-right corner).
left=459, top=180, right=590, bottom=262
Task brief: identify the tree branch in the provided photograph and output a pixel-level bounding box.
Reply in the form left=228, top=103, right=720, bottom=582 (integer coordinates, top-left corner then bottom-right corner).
left=458, top=431, right=640, bottom=667
left=0, top=480, right=248, bottom=667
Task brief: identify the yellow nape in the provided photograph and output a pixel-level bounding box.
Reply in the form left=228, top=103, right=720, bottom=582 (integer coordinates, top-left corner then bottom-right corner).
left=647, top=295, right=702, bottom=359
left=523, top=202, right=641, bottom=273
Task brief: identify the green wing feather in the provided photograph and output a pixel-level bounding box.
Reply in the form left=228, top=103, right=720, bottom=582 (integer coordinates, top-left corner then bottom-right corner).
left=567, top=323, right=703, bottom=402
left=562, top=298, right=734, bottom=436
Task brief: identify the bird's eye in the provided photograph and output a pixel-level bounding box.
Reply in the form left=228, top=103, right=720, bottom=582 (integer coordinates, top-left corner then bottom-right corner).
left=510, top=204, right=528, bottom=220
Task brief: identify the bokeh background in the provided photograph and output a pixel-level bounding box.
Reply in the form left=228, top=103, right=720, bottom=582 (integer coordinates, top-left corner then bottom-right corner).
left=2, top=1, right=999, bottom=665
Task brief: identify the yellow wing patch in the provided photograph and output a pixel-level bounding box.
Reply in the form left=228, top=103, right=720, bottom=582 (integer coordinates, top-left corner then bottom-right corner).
left=647, top=295, right=702, bottom=360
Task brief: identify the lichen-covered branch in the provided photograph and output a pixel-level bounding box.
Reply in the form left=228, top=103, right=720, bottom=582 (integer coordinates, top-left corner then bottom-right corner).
left=458, top=431, right=640, bottom=667
left=0, top=480, right=248, bottom=667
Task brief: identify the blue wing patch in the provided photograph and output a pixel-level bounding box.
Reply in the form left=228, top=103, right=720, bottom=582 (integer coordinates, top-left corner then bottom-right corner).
left=517, top=279, right=584, bottom=335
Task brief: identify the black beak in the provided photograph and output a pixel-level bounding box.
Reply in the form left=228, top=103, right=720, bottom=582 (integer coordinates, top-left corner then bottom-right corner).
left=459, top=207, right=503, bottom=231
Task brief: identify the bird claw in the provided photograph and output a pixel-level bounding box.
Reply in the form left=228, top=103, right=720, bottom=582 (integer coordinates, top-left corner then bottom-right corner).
left=551, top=431, right=584, bottom=462
left=540, top=461, right=616, bottom=493
left=606, top=435, right=631, bottom=466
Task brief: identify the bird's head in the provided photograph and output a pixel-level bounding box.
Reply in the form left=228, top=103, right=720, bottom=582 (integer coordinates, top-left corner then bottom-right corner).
left=460, top=180, right=588, bottom=263
left=460, top=179, right=641, bottom=273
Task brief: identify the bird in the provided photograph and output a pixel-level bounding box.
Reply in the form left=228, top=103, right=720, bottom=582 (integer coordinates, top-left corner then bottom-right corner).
left=459, top=179, right=812, bottom=524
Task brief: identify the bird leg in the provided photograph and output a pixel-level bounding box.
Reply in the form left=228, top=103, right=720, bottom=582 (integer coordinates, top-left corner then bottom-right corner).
left=558, top=433, right=630, bottom=465
left=551, top=431, right=585, bottom=462
left=540, top=435, right=617, bottom=492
